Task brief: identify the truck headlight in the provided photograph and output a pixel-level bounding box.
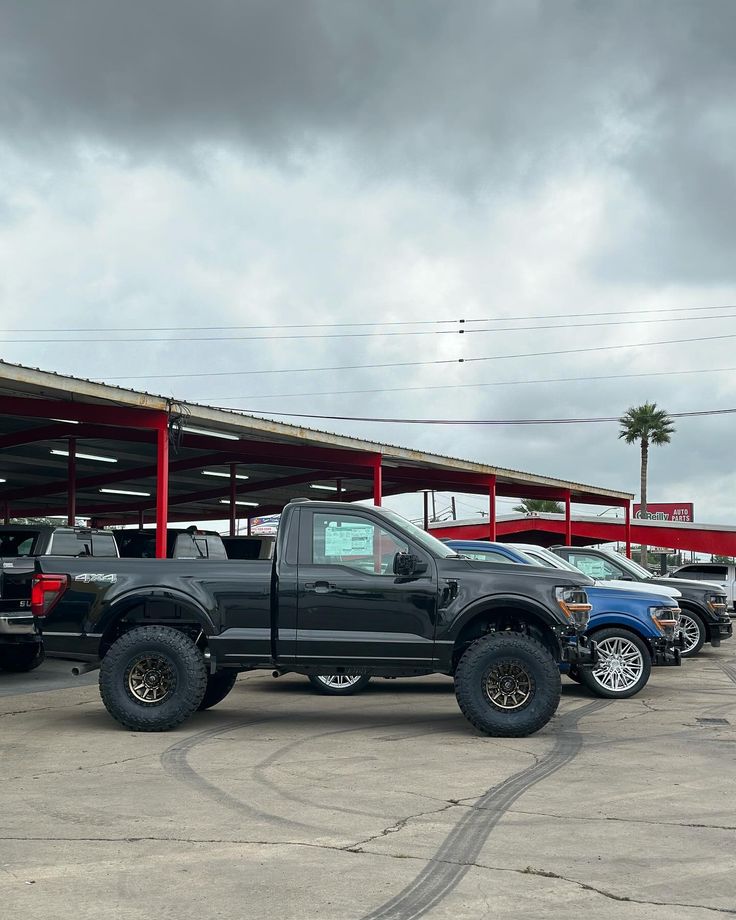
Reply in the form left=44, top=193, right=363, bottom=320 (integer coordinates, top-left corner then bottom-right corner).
left=556, top=587, right=591, bottom=629
left=650, top=606, right=680, bottom=636
left=707, top=595, right=728, bottom=614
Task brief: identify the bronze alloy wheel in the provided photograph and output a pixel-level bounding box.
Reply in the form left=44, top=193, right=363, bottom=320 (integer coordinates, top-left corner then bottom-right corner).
left=483, top=661, right=535, bottom=711
left=126, top=654, right=176, bottom=704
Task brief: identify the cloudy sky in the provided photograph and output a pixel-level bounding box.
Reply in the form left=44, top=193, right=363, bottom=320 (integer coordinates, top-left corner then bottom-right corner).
left=1, top=0, right=736, bottom=524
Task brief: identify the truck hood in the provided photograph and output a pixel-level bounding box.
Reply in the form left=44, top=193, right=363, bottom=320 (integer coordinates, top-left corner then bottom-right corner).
left=600, top=579, right=681, bottom=599
left=652, top=576, right=726, bottom=594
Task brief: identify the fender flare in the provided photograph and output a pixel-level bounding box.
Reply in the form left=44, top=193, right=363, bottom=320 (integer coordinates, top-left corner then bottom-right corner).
left=586, top=615, right=654, bottom=642
left=448, top=593, right=564, bottom=642
left=97, top=587, right=217, bottom=647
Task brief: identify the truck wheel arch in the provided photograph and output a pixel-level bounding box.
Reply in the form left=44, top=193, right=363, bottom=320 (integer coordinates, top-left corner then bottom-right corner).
left=450, top=597, right=562, bottom=668
left=98, top=589, right=216, bottom=658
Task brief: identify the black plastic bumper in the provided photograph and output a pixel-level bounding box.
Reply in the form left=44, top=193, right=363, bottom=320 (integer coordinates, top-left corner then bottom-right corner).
left=651, top=636, right=681, bottom=667
left=711, top=618, right=733, bottom=646
left=562, top=634, right=598, bottom=668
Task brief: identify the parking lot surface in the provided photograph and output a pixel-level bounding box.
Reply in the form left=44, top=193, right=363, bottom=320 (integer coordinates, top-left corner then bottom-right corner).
left=2, top=653, right=735, bottom=920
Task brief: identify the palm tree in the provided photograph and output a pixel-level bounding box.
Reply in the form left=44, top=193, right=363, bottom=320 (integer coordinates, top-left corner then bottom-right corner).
left=619, top=402, right=676, bottom=566
left=513, top=499, right=564, bottom=514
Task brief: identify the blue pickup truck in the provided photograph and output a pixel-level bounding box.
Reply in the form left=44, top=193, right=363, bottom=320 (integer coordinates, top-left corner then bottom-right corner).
left=444, top=540, right=681, bottom=699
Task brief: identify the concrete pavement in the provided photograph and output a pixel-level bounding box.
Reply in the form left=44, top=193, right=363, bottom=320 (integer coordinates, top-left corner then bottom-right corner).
left=1, top=652, right=735, bottom=919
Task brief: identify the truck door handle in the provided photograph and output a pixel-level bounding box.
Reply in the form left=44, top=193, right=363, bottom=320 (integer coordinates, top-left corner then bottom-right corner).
left=304, top=581, right=336, bottom=593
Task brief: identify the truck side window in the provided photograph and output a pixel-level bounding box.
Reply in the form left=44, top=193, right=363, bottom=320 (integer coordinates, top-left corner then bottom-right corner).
left=567, top=554, right=623, bottom=580
left=311, top=513, right=408, bottom=575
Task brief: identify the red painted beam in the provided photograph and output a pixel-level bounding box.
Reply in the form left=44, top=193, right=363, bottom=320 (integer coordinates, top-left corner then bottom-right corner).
left=155, top=424, right=169, bottom=558
left=0, top=396, right=166, bottom=428
left=489, top=475, right=497, bottom=540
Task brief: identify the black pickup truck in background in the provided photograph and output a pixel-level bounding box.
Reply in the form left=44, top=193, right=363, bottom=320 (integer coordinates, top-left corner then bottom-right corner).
left=0, top=525, right=118, bottom=671
left=32, top=500, right=597, bottom=737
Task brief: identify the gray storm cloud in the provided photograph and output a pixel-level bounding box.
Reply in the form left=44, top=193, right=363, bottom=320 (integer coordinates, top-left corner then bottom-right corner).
left=3, top=1, right=736, bottom=279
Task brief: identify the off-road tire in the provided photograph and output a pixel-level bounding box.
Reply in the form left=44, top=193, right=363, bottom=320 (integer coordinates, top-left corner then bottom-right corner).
left=198, top=670, right=239, bottom=710
left=0, top=643, right=45, bottom=673
left=678, top=609, right=706, bottom=658
left=99, top=626, right=207, bottom=731
left=578, top=627, right=651, bottom=699
left=308, top=674, right=372, bottom=695
left=454, top=632, right=561, bottom=737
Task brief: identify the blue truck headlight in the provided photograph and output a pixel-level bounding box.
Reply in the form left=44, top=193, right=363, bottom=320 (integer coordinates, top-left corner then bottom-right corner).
left=650, top=606, right=680, bottom=637
left=555, top=587, right=591, bottom=629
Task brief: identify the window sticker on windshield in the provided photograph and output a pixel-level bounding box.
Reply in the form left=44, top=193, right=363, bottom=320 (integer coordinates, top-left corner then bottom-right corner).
left=324, top=523, right=374, bottom=556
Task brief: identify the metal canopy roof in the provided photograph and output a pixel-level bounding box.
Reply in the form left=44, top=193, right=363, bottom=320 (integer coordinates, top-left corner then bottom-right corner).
left=0, top=360, right=631, bottom=524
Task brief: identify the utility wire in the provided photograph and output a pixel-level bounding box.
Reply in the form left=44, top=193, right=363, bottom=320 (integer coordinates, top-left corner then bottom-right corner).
left=4, top=311, right=736, bottom=343
left=195, top=365, right=736, bottom=402
left=90, top=331, right=736, bottom=380
left=222, top=406, right=736, bottom=426
left=6, top=302, right=736, bottom=333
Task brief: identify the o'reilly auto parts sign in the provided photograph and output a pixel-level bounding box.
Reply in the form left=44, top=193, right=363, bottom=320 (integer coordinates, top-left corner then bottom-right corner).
left=633, top=503, right=694, bottom=522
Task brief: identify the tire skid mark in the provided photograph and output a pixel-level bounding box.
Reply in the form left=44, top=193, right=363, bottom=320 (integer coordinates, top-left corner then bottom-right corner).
left=160, top=716, right=324, bottom=833
left=361, top=700, right=610, bottom=920
left=251, top=714, right=460, bottom=819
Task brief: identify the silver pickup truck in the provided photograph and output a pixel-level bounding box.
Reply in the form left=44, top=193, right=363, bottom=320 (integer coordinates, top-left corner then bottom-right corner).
left=668, top=563, right=736, bottom=615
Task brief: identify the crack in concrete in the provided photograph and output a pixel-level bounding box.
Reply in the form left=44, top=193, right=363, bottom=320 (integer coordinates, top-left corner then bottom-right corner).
left=347, top=802, right=459, bottom=850
left=507, top=807, right=736, bottom=831
left=6, top=752, right=155, bottom=783
left=3, top=835, right=733, bottom=915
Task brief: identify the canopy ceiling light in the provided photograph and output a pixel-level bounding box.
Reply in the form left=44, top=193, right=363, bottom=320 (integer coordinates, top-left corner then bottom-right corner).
left=219, top=499, right=259, bottom=507
left=51, top=449, right=117, bottom=463
left=100, top=488, right=150, bottom=497
left=202, top=470, right=249, bottom=480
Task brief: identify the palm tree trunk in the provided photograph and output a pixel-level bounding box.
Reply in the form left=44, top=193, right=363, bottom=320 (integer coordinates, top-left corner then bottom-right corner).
left=640, top=438, right=648, bottom=567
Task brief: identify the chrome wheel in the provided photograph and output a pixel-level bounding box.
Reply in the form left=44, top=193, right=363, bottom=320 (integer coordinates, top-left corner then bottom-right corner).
left=678, top=614, right=702, bottom=655
left=484, top=661, right=534, bottom=710
left=591, top=637, right=643, bottom=692
left=315, top=674, right=364, bottom=689
left=127, top=654, right=176, bottom=704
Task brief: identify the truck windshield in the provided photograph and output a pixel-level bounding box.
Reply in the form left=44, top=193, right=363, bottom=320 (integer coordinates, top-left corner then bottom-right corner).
left=517, top=546, right=578, bottom=571
left=378, top=509, right=460, bottom=558
left=604, top=552, right=654, bottom=579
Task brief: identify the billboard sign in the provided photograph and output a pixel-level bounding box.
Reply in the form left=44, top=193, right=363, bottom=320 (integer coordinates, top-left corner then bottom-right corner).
left=633, top=503, right=693, bottom=522
left=249, top=514, right=281, bottom=535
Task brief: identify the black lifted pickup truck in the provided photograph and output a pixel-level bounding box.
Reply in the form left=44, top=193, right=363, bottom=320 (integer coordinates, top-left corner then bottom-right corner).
left=32, top=500, right=597, bottom=737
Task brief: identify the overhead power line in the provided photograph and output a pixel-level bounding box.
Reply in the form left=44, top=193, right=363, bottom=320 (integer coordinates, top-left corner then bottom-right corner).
left=221, top=407, right=736, bottom=426
left=196, top=365, right=736, bottom=402
left=92, top=331, right=736, bottom=380
left=5, top=302, right=736, bottom=333
left=4, top=311, right=736, bottom=343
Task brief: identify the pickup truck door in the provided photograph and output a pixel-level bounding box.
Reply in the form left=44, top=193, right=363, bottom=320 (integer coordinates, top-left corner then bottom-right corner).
left=295, top=508, right=437, bottom=669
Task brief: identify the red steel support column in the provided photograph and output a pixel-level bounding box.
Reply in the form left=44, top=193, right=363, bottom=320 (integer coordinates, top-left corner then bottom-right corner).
left=67, top=438, right=76, bottom=526
left=489, top=476, right=497, bottom=540
left=229, top=463, right=237, bottom=537
left=246, top=517, right=252, bottom=536
left=423, top=491, right=430, bottom=531
left=564, top=490, right=572, bottom=545
left=625, top=501, right=632, bottom=559
left=373, top=455, right=382, bottom=506
left=155, top=420, right=169, bottom=559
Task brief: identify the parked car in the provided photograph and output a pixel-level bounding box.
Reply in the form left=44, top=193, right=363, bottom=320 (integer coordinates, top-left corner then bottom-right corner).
left=31, top=500, right=597, bottom=737
left=0, top=525, right=118, bottom=672
left=551, top=546, right=733, bottom=657
left=112, top=528, right=227, bottom=559
left=668, top=563, right=735, bottom=614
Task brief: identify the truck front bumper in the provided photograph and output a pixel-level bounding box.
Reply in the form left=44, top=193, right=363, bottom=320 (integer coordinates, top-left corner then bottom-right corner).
left=651, top=636, right=681, bottom=667
left=707, top=615, right=733, bottom=647
left=561, top=633, right=598, bottom=669
left=0, top=613, right=35, bottom=638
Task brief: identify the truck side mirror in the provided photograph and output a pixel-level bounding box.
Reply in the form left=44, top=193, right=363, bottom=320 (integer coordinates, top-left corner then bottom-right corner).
left=393, top=552, right=428, bottom=577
